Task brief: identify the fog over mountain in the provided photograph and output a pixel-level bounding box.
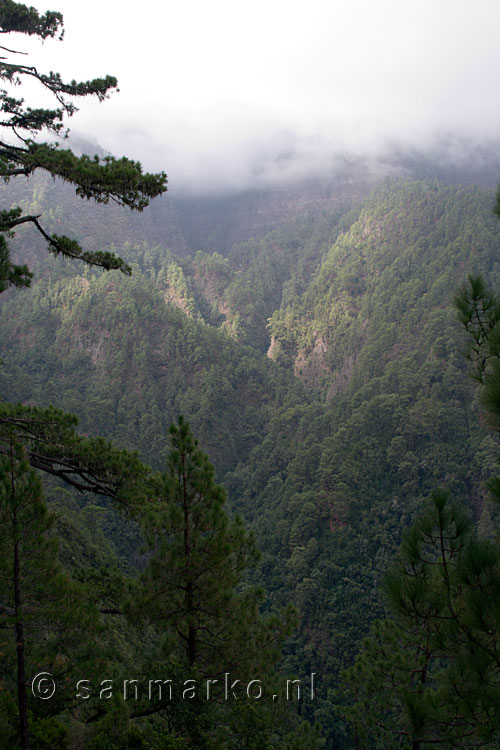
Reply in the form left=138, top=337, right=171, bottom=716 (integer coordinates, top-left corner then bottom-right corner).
left=9, top=0, right=500, bottom=193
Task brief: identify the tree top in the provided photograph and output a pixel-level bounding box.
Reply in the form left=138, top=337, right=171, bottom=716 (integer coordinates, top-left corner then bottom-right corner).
left=0, top=1, right=168, bottom=288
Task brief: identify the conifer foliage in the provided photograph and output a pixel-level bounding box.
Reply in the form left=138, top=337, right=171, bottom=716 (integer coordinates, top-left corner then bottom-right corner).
left=342, top=489, right=500, bottom=749
left=137, top=416, right=290, bottom=676
left=0, top=438, right=99, bottom=750
left=0, top=0, right=167, bottom=291
left=0, top=401, right=153, bottom=510
left=342, top=275, right=500, bottom=749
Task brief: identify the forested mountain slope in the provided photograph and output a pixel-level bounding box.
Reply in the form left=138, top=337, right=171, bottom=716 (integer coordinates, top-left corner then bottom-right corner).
left=3, top=160, right=500, bottom=747
left=268, top=180, right=500, bottom=392
left=224, top=179, right=500, bottom=743
left=189, top=178, right=500, bottom=743
left=0, top=266, right=301, bottom=475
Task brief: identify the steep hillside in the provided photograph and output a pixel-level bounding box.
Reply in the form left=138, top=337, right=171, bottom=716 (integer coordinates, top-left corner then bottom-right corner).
left=269, top=180, right=500, bottom=392
left=3, top=166, right=500, bottom=748
left=0, top=267, right=299, bottom=475
left=224, top=180, right=500, bottom=744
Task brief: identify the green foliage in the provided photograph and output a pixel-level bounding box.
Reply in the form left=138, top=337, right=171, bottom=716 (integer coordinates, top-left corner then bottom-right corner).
left=0, top=0, right=63, bottom=39
left=455, top=274, right=500, bottom=504
left=342, top=490, right=500, bottom=748
left=0, top=401, right=153, bottom=508
left=85, top=700, right=151, bottom=750
left=268, top=180, right=500, bottom=389
left=29, top=716, right=69, bottom=750
left=0, top=232, right=32, bottom=291
left=19, top=145, right=166, bottom=211
left=339, top=270, right=500, bottom=747
left=0, top=440, right=102, bottom=745
left=4, top=167, right=500, bottom=747
left=0, top=268, right=295, bottom=475
left=0, top=693, right=19, bottom=748
left=0, top=1, right=167, bottom=283
left=136, top=416, right=293, bottom=673
left=454, top=273, right=500, bottom=382
left=161, top=258, right=201, bottom=319
left=121, top=418, right=297, bottom=749
left=221, top=180, right=500, bottom=746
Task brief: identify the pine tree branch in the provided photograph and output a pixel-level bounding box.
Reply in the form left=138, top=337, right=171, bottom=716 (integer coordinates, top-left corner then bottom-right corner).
left=0, top=403, right=153, bottom=506
left=0, top=45, right=27, bottom=55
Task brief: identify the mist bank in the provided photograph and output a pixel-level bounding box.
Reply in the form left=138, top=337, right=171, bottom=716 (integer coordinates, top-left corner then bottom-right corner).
left=6, top=130, right=500, bottom=268
left=79, top=130, right=500, bottom=198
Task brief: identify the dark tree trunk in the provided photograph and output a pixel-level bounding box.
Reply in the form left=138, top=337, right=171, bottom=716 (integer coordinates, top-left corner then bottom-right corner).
left=14, top=539, right=30, bottom=750
left=187, top=583, right=196, bottom=667
left=182, top=451, right=196, bottom=667
left=10, top=443, right=30, bottom=750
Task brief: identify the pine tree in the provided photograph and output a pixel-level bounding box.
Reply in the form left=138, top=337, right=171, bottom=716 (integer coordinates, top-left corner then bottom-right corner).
left=341, top=489, right=500, bottom=749
left=454, top=274, right=500, bottom=501
left=127, top=418, right=295, bottom=747
left=340, top=274, right=500, bottom=748
left=137, top=416, right=288, bottom=675
left=0, top=437, right=100, bottom=749
left=0, top=1, right=167, bottom=290
left=0, top=4, right=167, bottom=493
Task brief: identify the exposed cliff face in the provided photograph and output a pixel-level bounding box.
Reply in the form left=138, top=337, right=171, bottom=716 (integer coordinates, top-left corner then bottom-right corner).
left=5, top=155, right=500, bottom=750
left=293, top=333, right=329, bottom=388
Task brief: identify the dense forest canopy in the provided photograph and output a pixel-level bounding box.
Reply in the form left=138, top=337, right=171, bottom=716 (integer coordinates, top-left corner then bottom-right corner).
left=5, top=155, right=500, bottom=748
left=3, top=3, right=500, bottom=750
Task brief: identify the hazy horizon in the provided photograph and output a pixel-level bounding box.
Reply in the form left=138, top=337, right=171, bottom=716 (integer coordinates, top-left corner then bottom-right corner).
left=7, top=1, right=500, bottom=194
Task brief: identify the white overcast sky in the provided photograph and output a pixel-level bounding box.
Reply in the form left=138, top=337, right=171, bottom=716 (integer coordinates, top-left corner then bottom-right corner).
left=10, top=0, right=500, bottom=193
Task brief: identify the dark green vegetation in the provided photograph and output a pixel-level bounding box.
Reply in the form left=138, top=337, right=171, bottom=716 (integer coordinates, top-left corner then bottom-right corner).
left=3, top=7, right=500, bottom=748
left=4, top=156, right=500, bottom=746
left=342, top=488, right=500, bottom=749
left=341, top=276, right=500, bottom=748
left=0, top=4, right=316, bottom=748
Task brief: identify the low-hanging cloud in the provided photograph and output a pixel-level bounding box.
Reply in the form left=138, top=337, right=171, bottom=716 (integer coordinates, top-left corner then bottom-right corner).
left=9, top=0, right=500, bottom=194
